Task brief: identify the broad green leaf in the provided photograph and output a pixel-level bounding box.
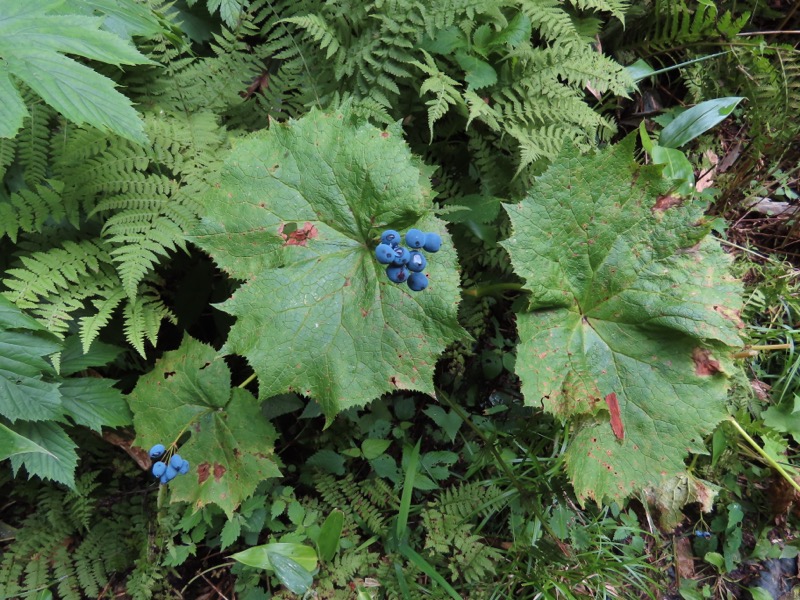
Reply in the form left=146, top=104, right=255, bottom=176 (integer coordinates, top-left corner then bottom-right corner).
left=455, top=51, right=498, bottom=90
left=0, top=419, right=55, bottom=460
left=317, top=509, right=344, bottom=562
left=208, top=0, right=248, bottom=28
left=230, top=542, right=318, bottom=573
left=626, top=58, right=655, bottom=83
left=129, top=335, right=281, bottom=517
left=423, top=405, right=463, bottom=442
left=487, top=13, right=532, bottom=51
left=659, top=97, right=744, bottom=148
left=361, top=438, right=391, bottom=460
left=0, top=329, right=62, bottom=422
left=650, top=145, right=695, bottom=196
left=269, top=552, right=314, bottom=595
left=58, top=336, right=123, bottom=376
left=59, top=378, right=131, bottom=431
left=9, top=420, right=78, bottom=488
left=61, top=0, right=164, bottom=38
left=0, top=1, right=151, bottom=143
left=190, top=108, right=466, bottom=418
left=763, top=399, right=800, bottom=444
left=0, top=295, right=47, bottom=331
left=502, top=136, right=743, bottom=504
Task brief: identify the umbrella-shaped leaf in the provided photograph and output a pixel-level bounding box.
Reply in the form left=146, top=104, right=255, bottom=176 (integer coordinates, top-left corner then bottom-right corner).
left=129, top=335, right=280, bottom=517
left=190, top=108, right=467, bottom=418
left=502, top=135, right=743, bottom=503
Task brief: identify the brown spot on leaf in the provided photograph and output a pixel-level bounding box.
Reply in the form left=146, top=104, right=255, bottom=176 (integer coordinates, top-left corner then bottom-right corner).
left=344, top=278, right=351, bottom=287
left=653, top=195, right=682, bottom=211
left=213, top=463, right=226, bottom=481
left=381, top=131, right=389, bottom=138
left=198, top=462, right=210, bottom=484
left=278, top=222, right=319, bottom=246
left=389, top=376, right=399, bottom=387
left=713, top=305, right=744, bottom=328
left=692, top=348, right=722, bottom=376
left=163, top=371, right=176, bottom=379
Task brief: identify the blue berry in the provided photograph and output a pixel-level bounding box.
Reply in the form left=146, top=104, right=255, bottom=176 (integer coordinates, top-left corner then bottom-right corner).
left=405, top=229, right=426, bottom=249
left=375, top=243, right=395, bottom=264
left=152, top=461, right=167, bottom=478
left=386, top=265, right=410, bottom=283
left=178, top=459, right=190, bottom=475
left=407, top=251, right=426, bottom=273
left=149, top=444, right=165, bottom=459
left=423, top=232, right=442, bottom=253
left=381, top=230, right=401, bottom=247
left=391, top=246, right=410, bottom=266
left=160, top=473, right=170, bottom=484
left=169, top=454, right=183, bottom=469
left=407, top=272, right=429, bottom=291
left=165, top=465, right=178, bottom=481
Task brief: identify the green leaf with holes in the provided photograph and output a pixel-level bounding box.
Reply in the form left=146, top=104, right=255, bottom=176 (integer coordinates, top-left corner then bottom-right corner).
left=190, top=108, right=467, bottom=419
left=128, top=335, right=281, bottom=517
left=501, top=135, right=743, bottom=504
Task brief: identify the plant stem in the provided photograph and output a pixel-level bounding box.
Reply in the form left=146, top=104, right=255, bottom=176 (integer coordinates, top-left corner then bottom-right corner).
left=238, top=372, right=257, bottom=388
left=462, top=282, right=523, bottom=298
left=748, top=343, right=791, bottom=351
left=727, top=416, right=800, bottom=494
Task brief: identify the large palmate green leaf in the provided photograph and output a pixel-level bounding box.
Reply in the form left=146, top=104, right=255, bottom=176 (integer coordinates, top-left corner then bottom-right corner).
left=502, top=136, right=743, bottom=504
left=0, top=0, right=152, bottom=143
left=191, top=108, right=466, bottom=418
left=129, top=335, right=281, bottom=517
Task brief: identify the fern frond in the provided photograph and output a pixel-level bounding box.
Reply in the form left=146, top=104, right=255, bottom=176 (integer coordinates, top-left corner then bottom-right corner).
left=123, top=283, right=176, bottom=356
left=0, top=181, right=67, bottom=243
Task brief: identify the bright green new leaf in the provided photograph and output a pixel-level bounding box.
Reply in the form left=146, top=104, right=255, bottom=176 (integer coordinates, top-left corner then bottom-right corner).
left=455, top=51, right=498, bottom=90
left=0, top=420, right=55, bottom=460
left=502, top=136, right=743, bottom=504
left=191, top=108, right=466, bottom=418
left=230, top=542, right=318, bottom=573
left=129, top=335, right=281, bottom=517
left=361, top=438, right=391, bottom=460
left=659, top=97, right=744, bottom=149
left=0, top=0, right=152, bottom=144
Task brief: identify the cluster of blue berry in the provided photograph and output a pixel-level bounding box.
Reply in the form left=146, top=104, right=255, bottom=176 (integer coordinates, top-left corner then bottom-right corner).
left=148, top=444, right=190, bottom=485
left=374, top=228, right=441, bottom=291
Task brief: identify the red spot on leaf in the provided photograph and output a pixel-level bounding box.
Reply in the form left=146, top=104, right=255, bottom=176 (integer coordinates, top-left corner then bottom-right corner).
left=605, top=392, right=625, bottom=441
left=198, top=462, right=210, bottom=484
left=278, top=222, right=319, bottom=246
left=213, top=463, right=226, bottom=481
left=381, top=132, right=389, bottom=138
left=692, top=348, right=722, bottom=376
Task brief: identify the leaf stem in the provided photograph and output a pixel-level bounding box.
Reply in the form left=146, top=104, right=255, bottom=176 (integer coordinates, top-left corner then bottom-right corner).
left=462, top=282, right=523, bottom=298
left=727, top=416, right=800, bottom=494
left=238, top=372, right=257, bottom=388
left=732, top=344, right=792, bottom=358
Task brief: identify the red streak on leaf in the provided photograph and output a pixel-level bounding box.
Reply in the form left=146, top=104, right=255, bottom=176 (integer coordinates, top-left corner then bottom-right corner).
left=605, top=392, right=625, bottom=441
left=198, top=462, right=210, bottom=484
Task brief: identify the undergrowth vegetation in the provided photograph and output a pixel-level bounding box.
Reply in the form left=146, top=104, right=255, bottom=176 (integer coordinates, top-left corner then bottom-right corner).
left=0, top=0, right=798, bottom=598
